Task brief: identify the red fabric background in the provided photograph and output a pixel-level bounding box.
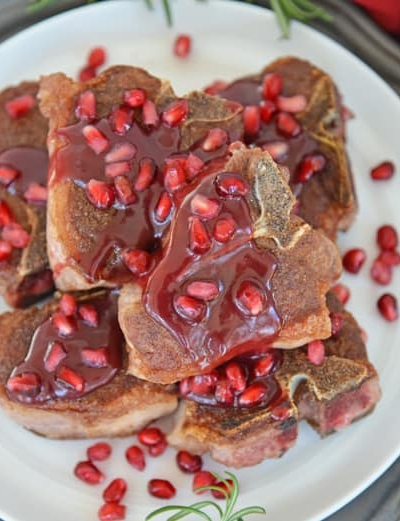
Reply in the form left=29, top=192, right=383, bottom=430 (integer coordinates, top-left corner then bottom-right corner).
left=352, top=0, right=400, bottom=33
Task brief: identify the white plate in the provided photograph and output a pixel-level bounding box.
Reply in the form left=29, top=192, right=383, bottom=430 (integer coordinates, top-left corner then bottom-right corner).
left=0, top=1, right=399, bottom=520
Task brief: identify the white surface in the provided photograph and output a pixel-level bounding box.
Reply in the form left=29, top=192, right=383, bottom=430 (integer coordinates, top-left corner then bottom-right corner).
left=0, top=1, right=399, bottom=520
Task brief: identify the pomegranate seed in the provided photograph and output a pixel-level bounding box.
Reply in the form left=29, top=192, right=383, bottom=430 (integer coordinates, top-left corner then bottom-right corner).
left=74, top=460, right=104, bottom=485
left=124, top=88, right=147, bottom=108
left=174, top=294, right=206, bottom=322
left=193, top=470, right=217, bottom=493
left=105, top=142, right=137, bottom=163
left=238, top=382, right=268, bottom=406
left=179, top=378, right=191, bottom=396
left=105, top=161, right=131, bottom=179
left=138, top=426, right=165, bottom=446
left=59, top=294, right=77, bottom=316
left=215, top=172, right=248, bottom=198
left=148, top=439, right=168, bottom=457
left=88, top=46, right=106, bottom=68
left=370, top=161, right=395, bottom=181
left=174, top=34, right=192, bottom=58
left=86, top=179, right=115, bottom=209
left=134, top=158, right=155, bottom=191
left=122, top=248, right=152, bottom=276
left=294, top=154, right=326, bottom=183
left=154, top=191, right=173, bottom=222
left=78, top=65, right=97, bottom=82
left=82, top=347, right=110, bottom=368
left=225, top=361, right=246, bottom=392
left=44, top=341, right=66, bottom=372
left=212, top=479, right=234, bottom=500
left=201, top=128, right=228, bottom=152
left=110, top=106, right=134, bottom=135
left=98, top=502, right=126, bottom=521
left=6, top=372, right=40, bottom=396
left=0, top=165, right=20, bottom=186
left=188, top=216, right=212, bottom=254
left=213, top=216, right=236, bottom=242
left=52, top=311, right=76, bottom=336
left=23, top=182, right=48, bottom=203
left=75, top=90, right=96, bottom=121
left=342, top=248, right=366, bottom=274
left=262, top=141, right=289, bottom=162
left=330, top=312, right=344, bottom=336
left=82, top=125, right=110, bottom=154
left=148, top=479, right=176, bottom=500
left=57, top=366, right=85, bottom=392
left=236, top=281, right=264, bottom=316
left=203, top=80, right=228, bottom=95
left=87, top=442, right=112, bottom=462
left=370, top=257, right=392, bottom=285
left=276, top=112, right=301, bottom=138
left=163, top=159, right=186, bottom=193
left=243, top=105, right=260, bottom=135
left=5, top=94, right=35, bottom=119
left=377, top=224, right=398, bottom=250
left=0, top=240, right=12, bottom=261
left=78, top=304, right=99, bottom=326
left=1, top=222, right=30, bottom=248
left=377, top=293, right=398, bottom=321
left=276, top=94, right=307, bottom=113
left=185, top=153, right=204, bottom=180
left=103, top=478, right=127, bottom=503
left=215, top=378, right=234, bottom=405
left=261, top=73, right=283, bottom=100
left=114, top=175, right=136, bottom=205
left=176, top=450, right=203, bottom=473
left=190, top=194, right=220, bottom=219
left=162, top=99, right=189, bottom=127
left=125, top=445, right=146, bottom=470
left=142, top=99, right=159, bottom=126
left=0, top=199, right=14, bottom=225
left=307, top=339, right=325, bottom=365
left=378, top=249, right=400, bottom=266
left=187, top=372, right=218, bottom=394
left=186, top=280, right=219, bottom=301
left=331, top=283, right=350, bottom=305
left=270, top=401, right=292, bottom=421
left=254, top=353, right=274, bottom=377
left=259, top=99, right=277, bottom=123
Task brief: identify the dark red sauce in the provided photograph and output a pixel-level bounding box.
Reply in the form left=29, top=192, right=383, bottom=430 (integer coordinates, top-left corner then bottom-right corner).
left=144, top=171, right=281, bottom=370
left=0, top=146, right=48, bottom=199
left=180, top=349, right=284, bottom=409
left=54, top=112, right=237, bottom=283
left=7, top=292, right=123, bottom=404
left=218, top=79, right=319, bottom=194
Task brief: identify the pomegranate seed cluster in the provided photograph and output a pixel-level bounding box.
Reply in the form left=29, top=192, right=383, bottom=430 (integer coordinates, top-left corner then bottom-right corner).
left=6, top=292, right=123, bottom=403
left=78, top=46, right=107, bottom=82
left=0, top=100, right=49, bottom=266
left=0, top=199, right=30, bottom=262
left=207, top=71, right=330, bottom=210
left=179, top=351, right=284, bottom=408
left=58, top=82, right=234, bottom=283
left=73, top=426, right=231, bottom=520
left=341, top=220, right=399, bottom=322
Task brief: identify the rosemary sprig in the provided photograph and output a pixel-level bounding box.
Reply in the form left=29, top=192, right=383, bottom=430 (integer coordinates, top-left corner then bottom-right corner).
left=145, top=471, right=267, bottom=521
left=26, top=0, right=333, bottom=36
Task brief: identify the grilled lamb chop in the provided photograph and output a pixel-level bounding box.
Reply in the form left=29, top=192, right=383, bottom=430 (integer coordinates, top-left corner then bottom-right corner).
left=38, top=66, right=243, bottom=291
left=119, top=145, right=342, bottom=384
left=0, top=81, right=53, bottom=307
left=0, top=290, right=177, bottom=438
left=167, top=292, right=381, bottom=467
left=214, top=56, right=357, bottom=241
